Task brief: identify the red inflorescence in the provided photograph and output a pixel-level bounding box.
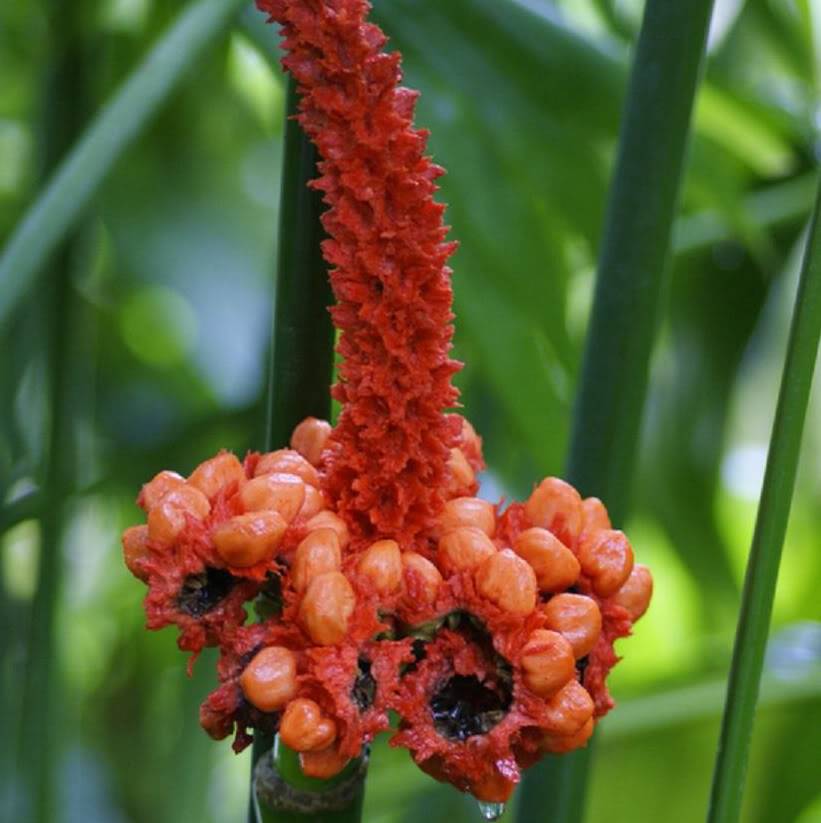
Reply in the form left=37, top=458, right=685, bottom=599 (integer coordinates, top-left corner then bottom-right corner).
left=122, top=0, right=654, bottom=805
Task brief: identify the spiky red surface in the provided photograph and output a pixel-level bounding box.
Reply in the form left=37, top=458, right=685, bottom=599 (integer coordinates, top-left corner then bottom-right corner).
left=258, top=0, right=462, bottom=548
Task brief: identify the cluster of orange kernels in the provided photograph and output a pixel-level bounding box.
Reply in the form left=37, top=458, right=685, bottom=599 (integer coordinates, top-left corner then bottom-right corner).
left=123, top=416, right=651, bottom=801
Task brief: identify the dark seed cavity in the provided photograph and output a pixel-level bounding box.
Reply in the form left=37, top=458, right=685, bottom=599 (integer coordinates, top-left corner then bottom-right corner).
left=576, top=655, right=589, bottom=682
left=254, top=572, right=284, bottom=621
left=177, top=567, right=235, bottom=617
left=352, top=658, right=377, bottom=711
left=430, top=674, right=512, bottom=741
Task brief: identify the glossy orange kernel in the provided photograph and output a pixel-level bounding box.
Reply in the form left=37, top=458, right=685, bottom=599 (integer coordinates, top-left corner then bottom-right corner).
left=188, top=452, right=245, bottom=499
left=212, top=511, right=287, bottom=567
left=239, top=646, right=298, bottom=712
left=255, top=449, right=319, bottom=487
left=299, top=571, right=356, bottom=645
left=122, top=525, right=150, bottom=581
left=612, top=563, right=653, bottom=620
left=299, top=746, right=350, bottom=780
left=299, top=484, right=326, bottom=520
left=239, top=472, right=306, bottom=523
left=445, top=448, right=475, bottom=493
left=520, top=629, right=576, bottom=697
left=514, top=527, right=581, bottom=592
left=147, top=485, right=211, bottom=545
left=542, top=716, right=595, bottom=754
left=543, top=679, right=595, bottom=736
left=542, top=593, right=602, bottom=658
left=400, top=552, right=443, bottom=605
left=279, top=698, right=337, bottom=752
left=138, top=470, right=185, bottom=511
left=305, top=511, right=350, bottom=550
left=475, top=548, right=538, bottom=616
left=581, top=496, right=611, bottom=533
left=437, top=497, right=496, bottom=537
left=292, top=529, right=341, bottom=593
left=438, top=527, right=496, bottom=574
left=577, top=529, right=634, bottom=598
left=471, top=769, right=515, bottom=804
left=359, top=539, right=402, bottom=594
left=290, top=417, right=332, bottom=466
left=524, top=477, right=583, bottom=546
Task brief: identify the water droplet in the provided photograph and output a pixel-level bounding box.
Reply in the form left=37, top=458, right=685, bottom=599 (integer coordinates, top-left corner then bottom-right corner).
left=477, top=800, right=505, bottom=821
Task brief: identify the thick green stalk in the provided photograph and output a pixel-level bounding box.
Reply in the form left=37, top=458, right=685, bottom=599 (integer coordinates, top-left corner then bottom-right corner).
left=516, top=1, right=715, bottom=821
left=0, top=0, right=248, bottom=332
left=264, top=79, right=335, bottom=451
left=707, top=186, right=821, bottom=823
left=16, top=2, right=90, bottom=820
left=250, top=74, right=352, bottom=822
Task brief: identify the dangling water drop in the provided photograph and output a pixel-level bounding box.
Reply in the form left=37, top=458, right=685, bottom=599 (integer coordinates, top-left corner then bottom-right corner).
left=477, top=800, right=505, bottom=821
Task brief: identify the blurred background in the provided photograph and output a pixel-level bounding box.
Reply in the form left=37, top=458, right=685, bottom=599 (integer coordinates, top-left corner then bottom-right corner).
left=1, top=0, right=820, bottom=821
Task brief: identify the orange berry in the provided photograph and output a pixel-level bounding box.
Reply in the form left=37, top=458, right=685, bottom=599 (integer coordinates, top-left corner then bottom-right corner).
left=122, top=525, right=150, bottom=581
left=581, top=496, right=611, bottom=533
left=445, top=448, right=475, bottom=495
left=577, top=529, right=634, bottom=598
left=279, top=698, right=337, bottom=752
left=299, top=484, right=326, bottom=520
left=138, top=470, right=185, bottom=511
left=239, top=646, right=298, bottom=712
left=543, top=679, right=594, bottom=736
left=542, top=716, right=594, bottom=754
left=255, top=449, right=319, bottom=487
left=147, top=485, right=211, bottom=545
left=212, top=511, right=286, bottom=567
left=514, top=527, right=580, bottom=592
left=401, top=552, right=443, bottom=605
left=437, top=497, right=496, bottom=537
left=299, top=746, right=350, bottom=779
left=471, top=769, right=515, bottom=804
left=520, top=629, right=576, bottom=697
left=239, top=472, right=306, bottom=523
left=300, top=571, right=355, bottom=645
left=542, top=593, right=602, bottom=658
left=438, top=527, right=496, bottom=574
left=292, top=529, right=341, bottom=593
left=524, top=477, right=583, bottom=547
left=612, top=564, right=653, bottom=621
left=359, top=539, right=402, bottom=594
left=188, top=452, right=245, bottom=499
left=306, top=511, right=350, bottom=550
left=290, top=417, right=332, bottom=466
left=475, top=548, right=537, bottom=616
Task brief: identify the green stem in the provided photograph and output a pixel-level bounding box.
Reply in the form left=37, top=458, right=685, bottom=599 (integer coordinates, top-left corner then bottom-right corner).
left=707, top=186, right=821, bottom=823
left=0, top=0, right=248, bottom=333
left=250, top=71, right=351, bottom=821
left=264, top=78, right=335, bottom=452
left=0, top=490, right=41, bottom=534
left=17, top=2, right=90, bottom=819
left=516, top=0, right=715, bottom=820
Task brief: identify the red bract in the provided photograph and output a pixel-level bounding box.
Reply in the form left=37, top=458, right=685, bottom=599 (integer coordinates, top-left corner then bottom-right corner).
left=122, top=0, right=654, bottom=803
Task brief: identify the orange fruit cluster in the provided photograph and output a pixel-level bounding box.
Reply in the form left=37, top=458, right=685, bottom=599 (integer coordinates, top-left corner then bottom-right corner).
left=123, top=415, right=651, bottom=801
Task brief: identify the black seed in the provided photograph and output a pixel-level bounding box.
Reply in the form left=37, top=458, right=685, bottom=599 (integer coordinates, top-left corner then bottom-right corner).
left=177, top=567, right=235, bottom=617
left=352, top=657, right=377, bottom=711
left=430, top=674, right=512, bottom=741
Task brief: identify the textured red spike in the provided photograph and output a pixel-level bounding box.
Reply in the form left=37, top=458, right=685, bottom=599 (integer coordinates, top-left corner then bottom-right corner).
left=259, top=0, right=462, bottom=549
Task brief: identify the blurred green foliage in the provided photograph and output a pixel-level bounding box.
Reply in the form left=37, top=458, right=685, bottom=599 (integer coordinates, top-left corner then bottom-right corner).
left=1, top=1, right=819, bottom=822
